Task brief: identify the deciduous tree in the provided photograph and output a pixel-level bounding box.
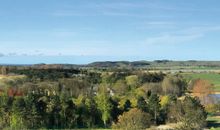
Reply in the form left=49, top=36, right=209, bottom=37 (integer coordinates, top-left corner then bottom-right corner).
left=192, top=79, right=214, bottom=105
left=112, top=108, right=152, bottom=129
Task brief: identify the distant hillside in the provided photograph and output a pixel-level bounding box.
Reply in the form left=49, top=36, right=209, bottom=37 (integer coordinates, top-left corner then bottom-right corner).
left=2, top=60, right=220, bottom=70
left=87, top=60, right=220, bottom=69
left=88, top=61, right=150, bottom=68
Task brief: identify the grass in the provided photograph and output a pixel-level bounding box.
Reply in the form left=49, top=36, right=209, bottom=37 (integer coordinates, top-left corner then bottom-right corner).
left=207, top=116, right=220, bottom=129
left=0, top=75, right=27, bottom=90
left=182, top=73, right=220, bottom=91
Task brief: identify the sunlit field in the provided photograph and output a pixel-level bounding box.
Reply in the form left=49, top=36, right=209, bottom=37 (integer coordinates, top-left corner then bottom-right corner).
left=182, top=73, right=220, bottom=91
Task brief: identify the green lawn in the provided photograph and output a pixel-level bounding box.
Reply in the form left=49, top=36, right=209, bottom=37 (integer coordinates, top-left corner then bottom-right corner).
left=182, top=73, right=220, bottom=91
left=207, top=116, right=220, bottom=129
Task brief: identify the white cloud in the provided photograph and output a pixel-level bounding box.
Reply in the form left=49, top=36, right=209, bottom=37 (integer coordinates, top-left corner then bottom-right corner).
left=145, top=33, right=203, bottom=45
left=51, top=11, right=95, bottom=17
left=51, top=1, right=177, bottom=18
left=180, top=26, right=220, bottom=34
left=145, top=25, right=220, bottom=45
left=51, top=31, right=76, bottom=37
left=145, top=21, right=175, bottom=26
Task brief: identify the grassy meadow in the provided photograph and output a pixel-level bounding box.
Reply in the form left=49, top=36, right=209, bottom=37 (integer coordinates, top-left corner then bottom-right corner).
left=182, top=73, right=220, bottom=92
left=207, top=116, right=220, bottom=129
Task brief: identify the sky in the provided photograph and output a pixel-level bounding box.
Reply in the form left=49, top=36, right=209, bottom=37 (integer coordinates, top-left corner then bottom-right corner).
left=1, top=0, right=220, bottom=64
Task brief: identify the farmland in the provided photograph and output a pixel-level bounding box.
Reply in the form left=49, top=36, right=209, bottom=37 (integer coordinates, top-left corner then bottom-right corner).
left=207, top=116, right=220, bottom=129
left=182, top=73, right=220, bottom=91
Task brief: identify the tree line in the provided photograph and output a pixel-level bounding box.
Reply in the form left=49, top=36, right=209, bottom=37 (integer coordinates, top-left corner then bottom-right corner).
left=0, top=67, right=209, bottom=129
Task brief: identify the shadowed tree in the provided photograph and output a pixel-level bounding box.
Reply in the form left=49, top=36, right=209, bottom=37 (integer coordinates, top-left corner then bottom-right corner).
left=162, top=76, right=187, bottom=97
left=147, top=93, right=161, bottom=125
left=137, top=96, right=147, bottom=112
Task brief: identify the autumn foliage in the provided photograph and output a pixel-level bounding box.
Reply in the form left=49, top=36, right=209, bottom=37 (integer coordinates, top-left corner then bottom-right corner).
left=192, top=79, right=214, bottom=105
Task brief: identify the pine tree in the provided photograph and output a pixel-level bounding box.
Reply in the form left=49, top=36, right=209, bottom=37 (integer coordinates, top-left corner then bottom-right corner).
left=147, top=93, right=161, bottom=124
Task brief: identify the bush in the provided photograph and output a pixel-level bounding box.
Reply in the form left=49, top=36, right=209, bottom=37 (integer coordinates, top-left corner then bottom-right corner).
left=112, top=108, right=152, bottom=129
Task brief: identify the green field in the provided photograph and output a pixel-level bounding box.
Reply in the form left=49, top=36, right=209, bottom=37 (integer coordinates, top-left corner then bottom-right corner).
left=182, top=73, right=220, bottom=91
left=207, top=116, right=220, bottom=129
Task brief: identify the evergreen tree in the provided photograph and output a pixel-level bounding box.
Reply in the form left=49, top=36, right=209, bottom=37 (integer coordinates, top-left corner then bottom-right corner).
left=179, top=96, right=207, bottom=130
left=147, top=93, right=161, bottom=124
left=137, top=96, right=148, bottom=112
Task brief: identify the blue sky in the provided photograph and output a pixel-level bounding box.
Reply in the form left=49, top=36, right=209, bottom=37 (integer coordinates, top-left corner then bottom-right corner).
left=1, top=0, right=220, bottom=64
